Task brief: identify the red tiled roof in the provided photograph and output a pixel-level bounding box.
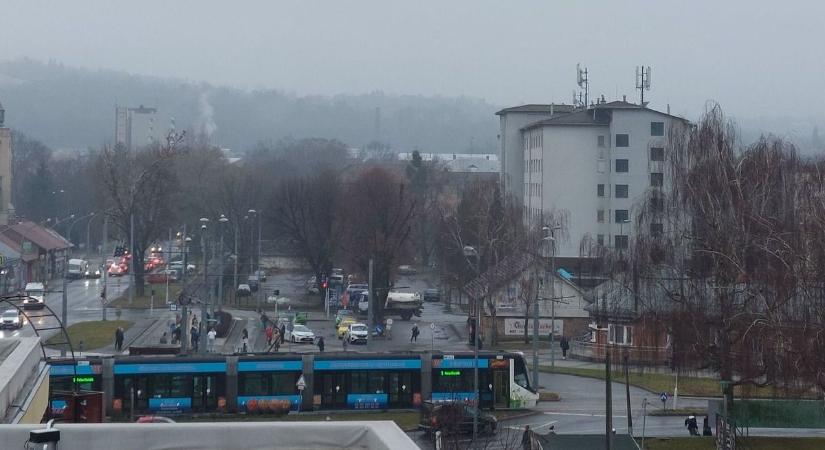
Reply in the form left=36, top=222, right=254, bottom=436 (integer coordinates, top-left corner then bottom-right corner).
left=1, top=221, right=72, bottom=251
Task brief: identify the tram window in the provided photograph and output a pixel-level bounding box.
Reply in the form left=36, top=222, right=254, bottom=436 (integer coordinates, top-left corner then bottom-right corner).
left=433, top=369, right=474, bottom=392
left=368, top=372, right=386, bottom=394
left=239, top=373, right=298, bottom=396
left=239, top=373, right=266, bottom=396
left=169, top=375, right=188, bottom=397
left=350, top=372, right=368, bottom=393
left=513, top=358, right=531, bottom=390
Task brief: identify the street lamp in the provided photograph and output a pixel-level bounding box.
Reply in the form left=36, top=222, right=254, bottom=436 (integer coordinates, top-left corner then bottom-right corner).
left=248, top=209, right=262, bottom=310
left=199, top=218, right=209, bottom=354
left=462, top=245, right=481, bottom=443
left=541, top=225, right=561, bottom=378
left=217, top=214, right=229, bottom=312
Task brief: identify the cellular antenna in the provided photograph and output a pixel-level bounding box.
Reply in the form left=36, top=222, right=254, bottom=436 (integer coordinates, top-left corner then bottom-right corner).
left=636, top=66, right=652, bottom=105
left=576, top=63, right=589, bottom=108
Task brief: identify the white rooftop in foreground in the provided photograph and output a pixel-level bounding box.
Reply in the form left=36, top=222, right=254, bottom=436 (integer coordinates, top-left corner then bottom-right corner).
left=0, top=420, right=419, bottom=449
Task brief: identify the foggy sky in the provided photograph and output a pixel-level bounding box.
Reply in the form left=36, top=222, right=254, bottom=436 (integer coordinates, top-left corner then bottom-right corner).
left=2, top=0, right=824, bottom=123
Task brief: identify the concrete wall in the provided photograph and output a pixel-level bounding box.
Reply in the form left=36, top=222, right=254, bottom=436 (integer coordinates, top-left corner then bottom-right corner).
left=0, top=421, right=419, bottom=450
left=499, top=111, right=553, bottom=201
left=538, top=124, right=608, bottom=257
left=0, top=338, right=44, bottom=423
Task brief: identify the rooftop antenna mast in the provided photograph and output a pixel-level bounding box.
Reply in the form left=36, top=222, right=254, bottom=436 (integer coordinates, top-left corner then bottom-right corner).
left=636, top=66, right=651, bottom=105
left=576, top=63, right=589, bottom=108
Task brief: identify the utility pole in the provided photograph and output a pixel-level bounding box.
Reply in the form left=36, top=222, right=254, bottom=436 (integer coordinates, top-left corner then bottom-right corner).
left=367, top=258, right=373, bottom=350
left=233, top=224, right=238, bottom=306
left=606, top=349, right=613, bottom=450
left=101, top=216, right=108, bottom=321
left=256, top=210, right=262, bottom=311
left=200, top=221, right=208, bottom=354
left=128, top=213, right=134, bottom=304
left=625, top=352, right=633, bottom=436
left=60, top=253, right=68, bottom=357
left=218, top=215, right=228, bottom=313
left=472, top=298, right=480, bottom=443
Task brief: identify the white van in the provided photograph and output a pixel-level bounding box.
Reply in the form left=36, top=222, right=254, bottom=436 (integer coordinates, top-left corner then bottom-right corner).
left=23, top=282, right=46, bottom=310
left=67, top=259, right=88, bottom=279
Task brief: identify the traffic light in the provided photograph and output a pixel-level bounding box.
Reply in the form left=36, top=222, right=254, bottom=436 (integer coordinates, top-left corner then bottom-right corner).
left=321, top=281, right=328, bottom=289
left=273, top=289, right=280, bottom=296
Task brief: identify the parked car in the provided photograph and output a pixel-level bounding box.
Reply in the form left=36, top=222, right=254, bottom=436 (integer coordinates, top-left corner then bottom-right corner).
left=419, top=402, right=497, bottom=438
left=423, top=288, right=440, bottom=302
left=397, top=265, right=417, bottom=275
left=306, top=276, right=320, bottom=294
left=0, top=309, right=22, bottom=329
left=248, top=275, right=260, bottom=292
left=23, top=282, right=46, bottom=310
left=337, top=317, right=357, bottom=339
left=237, top=284, right=252, bottom=297
left=335, top=309, right=354, bottom=327
left=347, top=323, right=369, bottom=344
left=136, top=415, right=176, bottom=423
left=168, top=261, right=196, bottom=274
left=287, top=324, right=316, bottom=343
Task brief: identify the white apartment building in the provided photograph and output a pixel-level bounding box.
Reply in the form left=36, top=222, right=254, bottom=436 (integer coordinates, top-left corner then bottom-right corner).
left=496, top=104, right=575, bottom=201
left=500, top=99, right=688, bottom=258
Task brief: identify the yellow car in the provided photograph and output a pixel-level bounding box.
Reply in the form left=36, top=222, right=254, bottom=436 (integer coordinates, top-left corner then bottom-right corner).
left=337, top=318, right=357, bottom=339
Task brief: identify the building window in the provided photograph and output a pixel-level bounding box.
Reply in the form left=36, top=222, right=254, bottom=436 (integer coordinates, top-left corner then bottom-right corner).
left=615, top=210, right=629, bottom=223
left=650, top=147, right=665, bottom=161
left=614, top=235, right=629, bottom=250
left=615, top=134, right=629, bottom=147
left=596, top=234, right=604, bottom=245
left=650, top=223, right=664, bottom=236
left=615, top=184, right=629, bottom=198
left=650, top=196, right=664, bottom=213
left=598, top=135, right=606, bottom=147
left=597, top=184, right=605, bottom=197
left=608, top=324, right=633, bottom=345
left=597, top=210, right=605, bottom=223
left=650, top=172, right=664, bottom=187
left=651, top=122, right=665, bottom=136
left=615, top=159, right=629, bottom=173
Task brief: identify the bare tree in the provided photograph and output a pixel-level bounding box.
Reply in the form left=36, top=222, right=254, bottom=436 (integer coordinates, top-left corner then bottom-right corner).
left=616, top=104, right=825, bottom=411
left=269, top=169, right=341, bottom=291
left=339, top=167, right=415, bottom=321
left=97, top=134, right=184, bottom=296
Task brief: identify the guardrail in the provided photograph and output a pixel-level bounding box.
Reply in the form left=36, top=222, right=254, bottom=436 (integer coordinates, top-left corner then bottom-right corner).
left=570, top=339, right=669, bottom=365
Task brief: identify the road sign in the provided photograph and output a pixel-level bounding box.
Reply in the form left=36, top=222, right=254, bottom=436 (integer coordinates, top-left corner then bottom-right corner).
left=430, top=323, right=436, bottom=331
left=169, top=304, right=178, bottom=311
left=296, top=375, right=306, bottom=391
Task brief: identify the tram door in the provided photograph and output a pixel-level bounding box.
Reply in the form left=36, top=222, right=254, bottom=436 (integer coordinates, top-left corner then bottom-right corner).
left=492, top=370, right=509, bottom=409
left=192, top=375, right=218, bottom=412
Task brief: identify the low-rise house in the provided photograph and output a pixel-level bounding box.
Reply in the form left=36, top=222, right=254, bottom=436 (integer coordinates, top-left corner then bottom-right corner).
left=463, top=253, right=592, bottom=344
left=0, top=221, right=72, bottom=285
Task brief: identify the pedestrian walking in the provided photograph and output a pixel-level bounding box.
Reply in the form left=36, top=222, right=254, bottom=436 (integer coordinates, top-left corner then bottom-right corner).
left=242, top=328, right=249, bottom=353
left=160, top=332, right=168, bottom=344
left=279, top=323, right=286, bottom=344
left=260, top=311, right=268, bottom=329
left=385, top=318, right=393, bottom=340
left=207, top=327, right=217, bottom=353
left=343, top=332, right=349, bottom=351
left=521, top=425, right=532, bottom=450
left=265, top=325, right=274, bottom=346
left=114, top=327, right=124, bottom=351
left=411, top=324, right=419, bottom=342
left=317, top=336, right=325, bottom=352
left=685, top=415, right=699, bottom=436
left=560, top=336, right=570, bottom=360
left=191, top=326, right=200, bottom=352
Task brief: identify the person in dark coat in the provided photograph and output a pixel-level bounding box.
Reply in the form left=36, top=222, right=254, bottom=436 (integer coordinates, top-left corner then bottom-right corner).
left=703, top=416, right=713, bottom=436
left=521, top=425, right=532, bottom=450
left=411, top=324, right=420, bottom=342
left=279, top=323, right=286, bottom=344
left=317, top=336, right=325, bottom=352
left=560, top=336, right=570, bottom=360
left=685, top=415, right=699, bottom=436
left=114, top=327, right=124, bottom=351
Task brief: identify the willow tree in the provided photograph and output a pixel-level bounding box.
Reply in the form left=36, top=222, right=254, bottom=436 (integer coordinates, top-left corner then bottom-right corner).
left=622, top=104, right=825, bottom=412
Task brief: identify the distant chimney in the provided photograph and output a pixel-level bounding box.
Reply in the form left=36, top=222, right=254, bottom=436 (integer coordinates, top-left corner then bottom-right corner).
left=622, top=95, right=627, bottom=102
left=550, top=103, right=554, bottom=115
left=667, top=104, right=671, bottom=115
